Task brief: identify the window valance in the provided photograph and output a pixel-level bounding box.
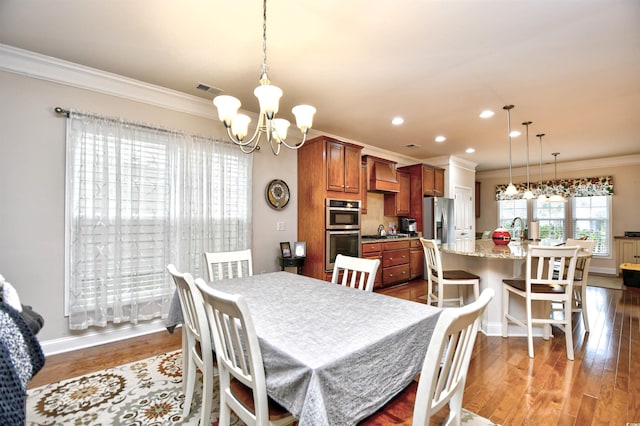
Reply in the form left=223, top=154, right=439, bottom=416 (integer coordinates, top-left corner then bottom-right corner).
left=495, top=176, right=614, bottom=200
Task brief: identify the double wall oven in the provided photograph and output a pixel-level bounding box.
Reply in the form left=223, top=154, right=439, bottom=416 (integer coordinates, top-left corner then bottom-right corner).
left=325, top=199, right=361, bottom=271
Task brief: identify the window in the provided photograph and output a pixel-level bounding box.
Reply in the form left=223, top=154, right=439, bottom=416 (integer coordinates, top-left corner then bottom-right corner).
left=498, top=199, right=528, bottom=234
left=534, top=199, right=566, bottom=241
left=65, top=112, right=252, bottom=329
left=572, top=196, right=611, bottom=255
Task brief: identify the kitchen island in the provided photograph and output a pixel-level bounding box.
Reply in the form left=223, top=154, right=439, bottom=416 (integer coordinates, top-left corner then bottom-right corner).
left=439, top=239, right=580, bottom=337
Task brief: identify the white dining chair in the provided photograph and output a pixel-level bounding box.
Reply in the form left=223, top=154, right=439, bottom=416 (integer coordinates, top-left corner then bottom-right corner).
left=412, top=288, right=494, bottom=426
left=565, top=238, right=595, bottom=332
left=195, top=279, right=296, bottom=426
left=502, top=245, right=579, bottom=360
left=204, top=249, right=253, bottom=282
left=420, top=238, right=480, bottom=307
left=166, top=264, right=215, bottom=426
left=331, top=254, right=381, bottom=292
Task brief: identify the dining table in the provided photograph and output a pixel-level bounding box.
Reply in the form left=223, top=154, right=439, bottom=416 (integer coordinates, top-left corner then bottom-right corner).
left=167, top=271, right=442, bottom=426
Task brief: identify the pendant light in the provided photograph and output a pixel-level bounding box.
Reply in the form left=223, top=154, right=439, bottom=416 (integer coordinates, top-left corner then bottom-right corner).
left=536, top=133, right=548, bottom=202
left=522, top=121, right=534, bottom=199
left=548, top=152, right=568, bottom=202
left=503, top=105, right=518, bottom=196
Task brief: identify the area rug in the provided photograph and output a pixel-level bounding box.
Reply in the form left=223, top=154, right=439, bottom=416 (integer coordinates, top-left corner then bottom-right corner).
left=26, top=351, right=497, bottom=425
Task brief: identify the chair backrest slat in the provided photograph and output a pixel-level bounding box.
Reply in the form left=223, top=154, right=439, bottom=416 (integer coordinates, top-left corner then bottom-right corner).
left=204, top=249, right=253, bottom=282
left=331, top=254, right=380, bottom=292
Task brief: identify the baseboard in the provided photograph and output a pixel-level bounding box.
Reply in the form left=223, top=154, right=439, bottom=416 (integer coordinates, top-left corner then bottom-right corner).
left=590, top=266, right=616, bottom=276
left=39, top=320, right=179, bottom=357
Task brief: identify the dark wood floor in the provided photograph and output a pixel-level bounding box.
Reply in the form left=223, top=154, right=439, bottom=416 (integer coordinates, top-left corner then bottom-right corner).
left=29, top=279, right=640, bottom=425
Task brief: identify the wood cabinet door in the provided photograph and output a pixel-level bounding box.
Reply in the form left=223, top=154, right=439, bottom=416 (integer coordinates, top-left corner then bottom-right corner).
left=434, top=168, right=445, bottom=196
left=397, top=171, right=411, bottom=215
left=409, top=248, right=424, bottom=279
left=326, top=141, right=345, bottom=192
left=423, top=165, right=435, bottom=195
left=344, top=145, right=361, bottom=193
left=363, top=254, right=383, bottom=288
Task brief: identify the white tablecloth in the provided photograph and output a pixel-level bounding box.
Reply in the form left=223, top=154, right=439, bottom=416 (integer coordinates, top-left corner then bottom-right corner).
left=197, top=271, right=441, bottom=426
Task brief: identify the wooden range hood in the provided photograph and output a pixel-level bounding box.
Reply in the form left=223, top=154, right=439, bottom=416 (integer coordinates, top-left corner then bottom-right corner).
left=363, top=155, right=400, bottom=193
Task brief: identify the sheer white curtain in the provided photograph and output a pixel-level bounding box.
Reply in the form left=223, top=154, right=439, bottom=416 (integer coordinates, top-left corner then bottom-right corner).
left=65, top=111, right=252, bottom=330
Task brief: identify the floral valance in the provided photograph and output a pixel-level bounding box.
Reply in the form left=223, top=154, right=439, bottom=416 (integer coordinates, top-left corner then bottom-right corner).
left=496, top=176, right=614, bottom=200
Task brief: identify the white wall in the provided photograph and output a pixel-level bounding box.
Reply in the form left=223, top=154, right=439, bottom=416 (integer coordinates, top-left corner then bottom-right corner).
left=0, top=46, right=300, bottom=353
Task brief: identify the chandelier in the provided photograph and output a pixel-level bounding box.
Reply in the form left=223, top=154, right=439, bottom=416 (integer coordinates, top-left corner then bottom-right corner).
left=212, top=0, right=316, bottom=155
left=503, top=105, right=518, bottom=196
left=548, top=152, right=568, bottom=202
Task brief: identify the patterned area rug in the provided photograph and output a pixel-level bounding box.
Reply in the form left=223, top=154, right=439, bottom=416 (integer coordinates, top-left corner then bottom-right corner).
left=26, top=351, right=497, bottom=425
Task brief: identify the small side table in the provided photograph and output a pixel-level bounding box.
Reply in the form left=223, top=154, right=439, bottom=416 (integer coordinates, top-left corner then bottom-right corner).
left=280, top=256, right=305, bottom=275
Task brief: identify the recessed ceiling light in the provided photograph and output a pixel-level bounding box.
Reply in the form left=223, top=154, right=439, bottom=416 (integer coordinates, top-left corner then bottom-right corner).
left=510, top=130, right=521, bottom=137
left=479, top=110, right=495, bottom=118
left=465, top=148, right=476, bottom=153
left=434, top=135, right=446, bottom=143
left=392, top=117, right=404, bottom=125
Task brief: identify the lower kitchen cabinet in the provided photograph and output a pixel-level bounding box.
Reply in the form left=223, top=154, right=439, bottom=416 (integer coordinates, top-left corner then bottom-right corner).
left=382, top=240, right=411, bottom=287
left=361, top=242, right=383, bottom=289
left=409, top=239, right=424, bottom=279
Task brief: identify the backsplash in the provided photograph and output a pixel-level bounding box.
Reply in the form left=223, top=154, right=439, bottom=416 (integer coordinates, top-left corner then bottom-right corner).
left=362, top=192, right=399, bottom=235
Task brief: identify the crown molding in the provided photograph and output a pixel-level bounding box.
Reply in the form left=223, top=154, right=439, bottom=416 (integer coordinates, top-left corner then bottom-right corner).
left=0, top=43, right=216, bottom=119
left=476, top=154, right=640, bottom=180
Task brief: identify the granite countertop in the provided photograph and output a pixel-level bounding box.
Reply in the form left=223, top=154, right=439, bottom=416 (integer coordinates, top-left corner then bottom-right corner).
left=439, top=239, right=579, bottom=260
left=361, top=235, right=421, bottom=243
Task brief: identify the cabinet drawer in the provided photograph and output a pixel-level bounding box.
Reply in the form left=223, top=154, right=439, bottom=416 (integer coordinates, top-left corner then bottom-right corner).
left=382, top=264, right=410, bottom=286
left=382, top=248, right=410, bottom=267
left=409, top=239, right=422, bottom=249
left=362, top=243, right=382, bottom=254
left=383, top=240, right=410, bottom=251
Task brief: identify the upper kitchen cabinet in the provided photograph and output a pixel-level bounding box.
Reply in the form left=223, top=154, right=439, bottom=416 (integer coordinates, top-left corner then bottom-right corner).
left=422, top=165, right=445, bottom=196
left=298, top=136, right=363, bottom=199
left=326, top=138, right=361, bottom=194
left=384, top=171, right=410, bottom=216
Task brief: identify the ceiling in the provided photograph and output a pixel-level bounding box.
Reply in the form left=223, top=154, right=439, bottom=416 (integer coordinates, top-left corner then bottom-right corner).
left=1, top=0, right=638, bottom=171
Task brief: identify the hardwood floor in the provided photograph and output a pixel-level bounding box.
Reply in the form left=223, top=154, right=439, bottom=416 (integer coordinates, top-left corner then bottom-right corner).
left=29, top=279, right=640, bottom=425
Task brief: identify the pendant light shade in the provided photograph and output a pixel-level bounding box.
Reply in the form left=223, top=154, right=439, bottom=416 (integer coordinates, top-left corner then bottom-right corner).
left=503, top=105, right=518, bottom=196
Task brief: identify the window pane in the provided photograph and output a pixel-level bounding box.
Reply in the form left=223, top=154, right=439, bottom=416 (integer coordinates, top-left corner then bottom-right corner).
left=534, top=200, right=566, bottom=241
left=498, top=199, right=528, bottom=235
left=572, top=196, right=610, bottom=256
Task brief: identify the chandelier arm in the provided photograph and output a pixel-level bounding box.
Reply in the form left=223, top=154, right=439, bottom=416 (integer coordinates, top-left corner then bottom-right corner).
left=277, top=132, right=310, bottom=150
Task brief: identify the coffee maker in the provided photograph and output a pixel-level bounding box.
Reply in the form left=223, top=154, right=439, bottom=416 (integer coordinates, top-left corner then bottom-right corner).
left=400, top=217, right=417, bottom=236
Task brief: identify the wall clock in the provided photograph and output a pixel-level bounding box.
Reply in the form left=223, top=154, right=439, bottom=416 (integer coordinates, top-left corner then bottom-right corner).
left=265, top=179, right=290, bottom=210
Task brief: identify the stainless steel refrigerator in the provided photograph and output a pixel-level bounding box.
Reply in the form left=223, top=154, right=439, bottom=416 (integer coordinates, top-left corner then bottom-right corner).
left=423, top=197, right=455, bottom=244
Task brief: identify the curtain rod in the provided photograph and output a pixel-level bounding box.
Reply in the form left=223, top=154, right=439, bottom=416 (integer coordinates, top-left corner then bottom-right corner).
left=54, top=106, right=225, bottom=143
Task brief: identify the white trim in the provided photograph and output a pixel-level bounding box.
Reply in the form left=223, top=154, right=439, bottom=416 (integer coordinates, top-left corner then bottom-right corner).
left=39, top=320, right=178, bottom=356
left=0, top=43, right=215, bottom=119
left=476, top=153, right=640, bottom=180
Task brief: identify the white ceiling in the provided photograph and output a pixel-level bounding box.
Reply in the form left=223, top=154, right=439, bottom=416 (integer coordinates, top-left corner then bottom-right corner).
left=1, top=0, right=638, bottom=171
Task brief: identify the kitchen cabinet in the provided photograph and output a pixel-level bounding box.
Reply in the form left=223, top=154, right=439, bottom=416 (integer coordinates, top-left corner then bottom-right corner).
left=298, top=136, right=363, bottom=280
left=384, top=171, right=410, bottom=216
left=409, top=239, right=424, bottom=279
left=382, top=240, right=411, bottom=287
left=326, top=139, right=361, bottom=194
left=422, top=165, right=445, bottom=196
left=360, top=162, right=368, bottom=214
left=361, top=242, right=383, bottom=288
left=362, top=155, right=400, bottom=193
left=616, top=237, right=640, bottom=275
left=398, top=163, right=447, bottom=234
left=475, top=181, right=481, bottom=218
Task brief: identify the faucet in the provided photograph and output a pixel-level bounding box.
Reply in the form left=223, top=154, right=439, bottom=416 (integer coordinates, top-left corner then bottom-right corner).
left=511, top=217, right=525, bottom=242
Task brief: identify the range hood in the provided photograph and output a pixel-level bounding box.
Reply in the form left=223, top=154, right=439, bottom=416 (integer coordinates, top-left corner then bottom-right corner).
left=363, top=155, right=400, bottom=193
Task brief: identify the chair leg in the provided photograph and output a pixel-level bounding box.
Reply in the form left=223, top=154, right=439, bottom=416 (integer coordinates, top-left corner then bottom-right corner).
left=457, top=285, right=464, bottom=307
left=526, top=297, right=534, bottom=359
left=183, top=355, right=197, bottom=417
left=502, top=286, right=509, bottom=338
left=447, top=386, right=464, bottom=426
left=473, top=280, right=480, bottom=302
left=199, top=364, right=213, bottom=426
left=219, top=392, right=231, bottom=426
left=564, top=300, right=574, bottom=361
left=438, top=282, right=444, bottom=308
left=581, top=284, right=590, bottom=333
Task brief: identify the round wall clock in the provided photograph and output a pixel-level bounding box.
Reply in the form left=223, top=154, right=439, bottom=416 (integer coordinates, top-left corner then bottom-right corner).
left=265, top=179, right=290, bottom=210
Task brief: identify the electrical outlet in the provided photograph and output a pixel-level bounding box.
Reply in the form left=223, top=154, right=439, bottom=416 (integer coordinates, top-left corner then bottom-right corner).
left=276, top=221, right=285, bottom=231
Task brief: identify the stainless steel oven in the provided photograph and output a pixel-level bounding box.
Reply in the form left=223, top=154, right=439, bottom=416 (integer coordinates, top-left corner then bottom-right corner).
left=326, top=230, right=361, bottom=271
left=326, top=199, right=361, bottom=230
